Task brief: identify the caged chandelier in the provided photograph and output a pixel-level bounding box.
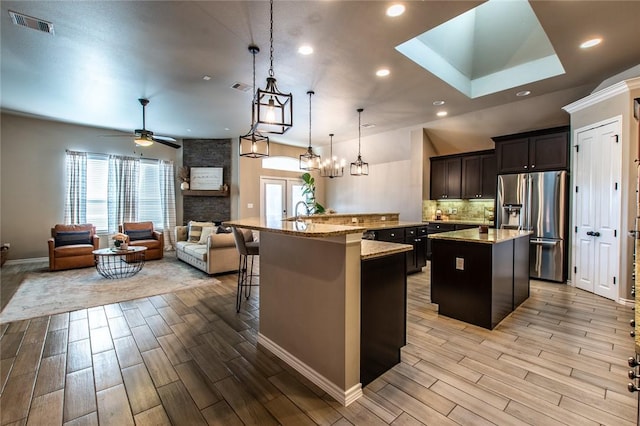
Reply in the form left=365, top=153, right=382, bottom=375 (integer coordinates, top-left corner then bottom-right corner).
left=320, top=133, right=345, bottom=178
left=299, top=90, right=321, bottom=171
left=350, top=108, right=369, bottom=176
left=254, top=0, right=293, bottom=134
left=239, top=45, right=269, bottom=158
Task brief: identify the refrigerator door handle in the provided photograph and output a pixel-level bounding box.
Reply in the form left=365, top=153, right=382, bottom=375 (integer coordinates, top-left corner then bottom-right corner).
left=530, top=239, right=559, bottom=246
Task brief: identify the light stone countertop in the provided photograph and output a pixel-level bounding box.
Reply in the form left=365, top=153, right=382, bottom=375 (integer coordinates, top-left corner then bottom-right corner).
left=365, top=221, right=426, bottom=230
left=427, top=228, right=532, bottom=244
left=360, top=240, right=412, bottom=260
left=425, top=219, right=494, bottom=226
left=223, top=217, right=366, bottom=237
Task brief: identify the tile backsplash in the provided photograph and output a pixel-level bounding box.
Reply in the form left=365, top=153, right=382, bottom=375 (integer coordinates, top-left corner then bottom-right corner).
left=423, top=199, right=494, bottom=222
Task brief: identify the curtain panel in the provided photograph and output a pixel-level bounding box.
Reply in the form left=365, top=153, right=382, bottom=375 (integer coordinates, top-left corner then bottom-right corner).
left=107, top=155, right=139, bottom=233
left=159, top=160, right=177, bottom=250
left=64, top=151, right=87, bottom=224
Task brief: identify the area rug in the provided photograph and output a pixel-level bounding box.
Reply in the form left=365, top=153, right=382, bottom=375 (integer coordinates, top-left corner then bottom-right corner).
left=0, top=257, right=221, bottom=324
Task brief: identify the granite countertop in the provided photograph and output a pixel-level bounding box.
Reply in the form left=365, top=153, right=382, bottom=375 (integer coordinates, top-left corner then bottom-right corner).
left=223, top=217, right=366, bottom=237
left=361, top=240, right=412, bottom=260
left=365, top=221, right=426, bottom=230
left=428, top=228, right=531, bottom=244
left=425, top=219, right=494, bottom=226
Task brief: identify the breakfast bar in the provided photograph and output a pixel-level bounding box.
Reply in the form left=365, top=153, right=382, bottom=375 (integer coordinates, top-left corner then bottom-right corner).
left=223, top=218, right=412, bottom=406
left=429, top=228, right=531, bottom=329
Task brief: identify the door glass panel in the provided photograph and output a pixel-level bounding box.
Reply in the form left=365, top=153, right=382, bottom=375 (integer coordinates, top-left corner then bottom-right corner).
left=290, top=184, right=305, bottom=216
left=265, top=183, right=284, bottom=223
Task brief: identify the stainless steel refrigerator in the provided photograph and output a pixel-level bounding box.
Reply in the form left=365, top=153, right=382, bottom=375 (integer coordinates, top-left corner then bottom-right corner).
left=496, top=171, right=568, bottom=282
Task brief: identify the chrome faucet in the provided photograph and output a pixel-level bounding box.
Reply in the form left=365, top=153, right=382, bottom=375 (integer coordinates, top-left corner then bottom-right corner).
left=295, top=201, right=309, bottom=221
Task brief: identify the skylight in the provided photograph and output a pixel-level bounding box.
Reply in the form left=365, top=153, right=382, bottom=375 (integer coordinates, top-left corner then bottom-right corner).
left=395, top=0, right=565, bottom=98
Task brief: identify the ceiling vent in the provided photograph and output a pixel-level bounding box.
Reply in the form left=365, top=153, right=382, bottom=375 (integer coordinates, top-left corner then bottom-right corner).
left=230, top=82, right=252, bottom=93
left=8, top=10, right=54, bottom=35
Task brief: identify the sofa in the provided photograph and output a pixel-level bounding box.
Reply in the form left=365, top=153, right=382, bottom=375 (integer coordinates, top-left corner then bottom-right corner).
left=175, top=221, right=254, bottom=275
left=48, top=224, right=100, bottom=271
left=119, top=221, right=164, bottom=260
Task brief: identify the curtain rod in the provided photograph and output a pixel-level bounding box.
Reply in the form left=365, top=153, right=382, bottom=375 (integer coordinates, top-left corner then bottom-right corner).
left=65, top=149, right=173, bottom=163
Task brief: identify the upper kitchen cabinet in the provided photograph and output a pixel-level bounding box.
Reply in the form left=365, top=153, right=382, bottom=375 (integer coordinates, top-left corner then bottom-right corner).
left=430, top=157, right=461, bottom=199
left=493, top=126, right=569, bottom=174
left=462, top=151, right=497, bottom=199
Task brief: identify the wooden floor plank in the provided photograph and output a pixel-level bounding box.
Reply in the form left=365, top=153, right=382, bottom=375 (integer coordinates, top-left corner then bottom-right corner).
left=96, top=384, right=135, bottom=425
left=26, top=389, right=64, bottom=426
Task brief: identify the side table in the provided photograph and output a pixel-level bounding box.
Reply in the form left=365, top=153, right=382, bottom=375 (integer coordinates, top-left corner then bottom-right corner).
left=93, top=246, right=147, bottom=279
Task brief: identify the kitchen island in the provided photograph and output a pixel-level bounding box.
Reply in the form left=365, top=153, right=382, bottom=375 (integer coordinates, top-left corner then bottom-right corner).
left=429, top=228, right=531, bottom=329
left=223, top=218, right=412, bottom=405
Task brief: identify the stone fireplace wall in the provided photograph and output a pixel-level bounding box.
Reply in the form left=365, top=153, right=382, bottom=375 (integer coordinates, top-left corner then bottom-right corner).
left=182, top=138, right=231, bottom=224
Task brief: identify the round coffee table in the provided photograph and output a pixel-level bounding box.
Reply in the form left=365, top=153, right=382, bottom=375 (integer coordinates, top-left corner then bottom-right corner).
left=92, top=246, right=147, bottom=279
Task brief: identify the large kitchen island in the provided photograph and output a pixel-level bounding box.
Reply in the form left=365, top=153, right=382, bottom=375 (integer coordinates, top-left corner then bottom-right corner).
left=223, top=218, right=412, bottom=406
left=429, top=228, right=531, bottom=329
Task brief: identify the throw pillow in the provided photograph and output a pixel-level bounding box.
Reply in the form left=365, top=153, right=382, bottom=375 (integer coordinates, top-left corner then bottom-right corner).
left=55, top=230, right=92, bottom=247
left=216, top=226, right=232, bottom=234
left=198, top=226, right=215, bottom=244
left=125, top=229, right=153, bottom=241
left=188, top=225, right=203, bottom=242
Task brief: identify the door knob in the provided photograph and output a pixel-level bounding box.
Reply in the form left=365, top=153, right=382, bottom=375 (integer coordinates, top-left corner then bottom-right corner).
left=593, top=232, right=601, bottom=237
left=586, top=231, right=594, bottom=236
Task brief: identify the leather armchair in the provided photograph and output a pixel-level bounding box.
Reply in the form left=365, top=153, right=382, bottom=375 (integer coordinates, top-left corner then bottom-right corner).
left=48, top=224, right=100, bottom=271
left=119, top=221, right=164, bottom=260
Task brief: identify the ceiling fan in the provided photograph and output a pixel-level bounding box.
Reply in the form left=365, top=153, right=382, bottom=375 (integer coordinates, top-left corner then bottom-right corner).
left=104, top=98, right=181, bottom=149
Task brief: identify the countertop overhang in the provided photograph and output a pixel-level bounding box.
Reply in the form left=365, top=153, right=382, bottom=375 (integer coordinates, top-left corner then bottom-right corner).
left=223, top=217, right=366, bottom=237
left=428, top=228, right=532, bottom=244
left=361, top=240, right=412, bottom=260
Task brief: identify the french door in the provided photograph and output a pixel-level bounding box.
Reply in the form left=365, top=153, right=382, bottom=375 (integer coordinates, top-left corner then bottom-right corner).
left=573, top=118, right=621, bottom=300
left=260, top=177, right=305, bottom=224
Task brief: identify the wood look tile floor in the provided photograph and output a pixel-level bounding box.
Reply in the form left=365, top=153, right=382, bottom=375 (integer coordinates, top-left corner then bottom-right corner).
left=0, top=260, right=637, bottom=425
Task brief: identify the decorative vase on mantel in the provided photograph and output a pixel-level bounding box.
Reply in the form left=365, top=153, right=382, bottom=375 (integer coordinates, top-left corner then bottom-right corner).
left=180, top=181, right=190, bottom=190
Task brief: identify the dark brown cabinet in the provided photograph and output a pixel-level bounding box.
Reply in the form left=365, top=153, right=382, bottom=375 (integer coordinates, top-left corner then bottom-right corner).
left=373, top=227, right=427, bottom=274
left=461, top=151, right=496, bottom=199
left=430, top=157, right=461, bottom=199
left=493, top=127, right=569, bottom=174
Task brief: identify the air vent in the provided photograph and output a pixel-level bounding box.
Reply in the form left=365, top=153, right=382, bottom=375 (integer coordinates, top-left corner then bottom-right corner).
left=230, top=82, right=252, bottom=93
left=9, top=10, right=54, bottom=35
left=361, top=123, right=376, bottom=129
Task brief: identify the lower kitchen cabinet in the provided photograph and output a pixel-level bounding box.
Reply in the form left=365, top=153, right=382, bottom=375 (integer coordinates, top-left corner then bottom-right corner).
left=373, top=227, right=427, bottom=274
left=426, top=223, right=455, bottom=260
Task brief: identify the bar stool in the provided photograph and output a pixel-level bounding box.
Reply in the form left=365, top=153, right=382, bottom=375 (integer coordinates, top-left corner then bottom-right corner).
left=231, top=227, right=259, bottom=312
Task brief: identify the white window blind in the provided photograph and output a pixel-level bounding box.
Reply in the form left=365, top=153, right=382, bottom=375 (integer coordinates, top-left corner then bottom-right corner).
left=86, top=154, right=109, bottom=233
left=138, top=160, right=163, bottom=229
left=84, top=155, right=164, bottom=233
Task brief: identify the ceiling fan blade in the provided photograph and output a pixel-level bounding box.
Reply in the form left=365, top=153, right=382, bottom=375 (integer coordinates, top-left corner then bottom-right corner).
left=153, top=138, right=182, bottom=149
left=152, top=135, right=177, bottom=142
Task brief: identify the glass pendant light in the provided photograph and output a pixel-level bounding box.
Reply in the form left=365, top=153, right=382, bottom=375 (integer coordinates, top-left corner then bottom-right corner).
left=350, top=108, right=369, bottom=176
left=254, top=0, right=293, bottom=134
left=320, top=133, right=345, bottom=178
left=239, top=45, right=269, bottom=158
left=299, top=90, right=321, bottom=171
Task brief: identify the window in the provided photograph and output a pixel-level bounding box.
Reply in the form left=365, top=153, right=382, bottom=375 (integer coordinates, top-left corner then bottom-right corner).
left=87, top=154, right=108, bottom=233
left=80, top=154, right=168, bottom=233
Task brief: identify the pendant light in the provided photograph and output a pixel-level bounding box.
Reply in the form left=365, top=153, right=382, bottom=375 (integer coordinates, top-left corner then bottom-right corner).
left=254, top=0, right=293, bottom=134
left=239, top=45, right=269, bottom=158
left=350, top=108, right=369, bottom=176
left=320, top=133, right=345, bottom=178
left=299, top=90, right=321, bottom=171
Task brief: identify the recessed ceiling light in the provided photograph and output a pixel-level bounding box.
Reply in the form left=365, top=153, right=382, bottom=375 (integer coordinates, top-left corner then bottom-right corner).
left=202, top=75, right=212, bottom=81
left=386, top=4, right=405, bottom=17
left=516, top=90, right=531, bottom=97
left=224, top=128, right=230, bottom=131
left=580, top=38, right=602, bottom=49
left=361, top=123, right=376, bottom=129
left=186, top=129, right=192, bottom=132
left=433, top=100, right=445, bottom=106
left=437, top=111, right=448, bottom=117
left=376, top=68, right=390, bottom=77
left=298, top=45, right=314, bottom=55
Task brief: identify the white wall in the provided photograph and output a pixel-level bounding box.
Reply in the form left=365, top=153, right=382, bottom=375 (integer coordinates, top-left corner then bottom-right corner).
left=1, top=113, right=181, bottom=260
left=324, top=126, right=426, bottom=222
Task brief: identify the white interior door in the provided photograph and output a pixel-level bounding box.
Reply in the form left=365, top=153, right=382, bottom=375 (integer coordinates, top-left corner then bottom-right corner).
left=260, top=177, right=304, bottom=224
left=573, top=119, right=621, bottom=300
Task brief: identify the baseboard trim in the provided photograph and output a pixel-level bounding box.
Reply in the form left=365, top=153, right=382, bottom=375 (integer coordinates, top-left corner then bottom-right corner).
left=257, top=332, right=362, bottom=406
left=619, top=297, right=634, bottom=307
left=4, top=257, right=48, bottom=266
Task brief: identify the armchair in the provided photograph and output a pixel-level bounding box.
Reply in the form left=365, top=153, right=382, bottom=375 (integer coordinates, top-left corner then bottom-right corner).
left=119, top=221, right=164, bottom=260
left=48, top=224, right=100, bottom=271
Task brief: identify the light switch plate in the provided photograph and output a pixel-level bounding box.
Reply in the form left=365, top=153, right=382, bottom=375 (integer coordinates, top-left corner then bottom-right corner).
left=247, top=203, right=254, bottom=209
left=455, top=257, right=464, bottom=270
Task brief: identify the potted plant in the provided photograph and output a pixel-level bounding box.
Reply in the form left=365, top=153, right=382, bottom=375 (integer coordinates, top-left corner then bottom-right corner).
left=301, top=172, right=326, bottom=214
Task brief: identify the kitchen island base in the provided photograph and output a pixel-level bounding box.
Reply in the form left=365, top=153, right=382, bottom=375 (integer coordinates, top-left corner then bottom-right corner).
left=430, top=229, right=530, bottom=329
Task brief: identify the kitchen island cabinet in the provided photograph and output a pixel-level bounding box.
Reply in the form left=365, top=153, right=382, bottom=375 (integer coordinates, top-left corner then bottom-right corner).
left=429, top=229, right=530, bottom=329
left=223, top=218, right=412, bottom=405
